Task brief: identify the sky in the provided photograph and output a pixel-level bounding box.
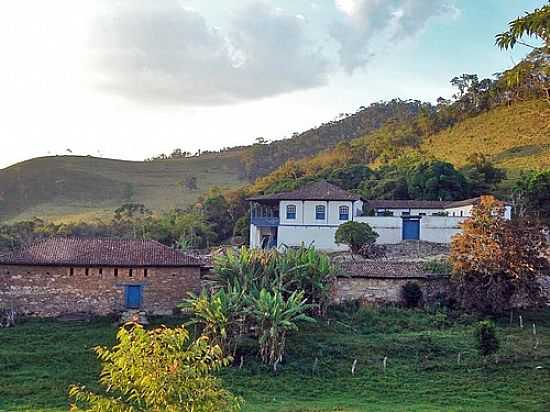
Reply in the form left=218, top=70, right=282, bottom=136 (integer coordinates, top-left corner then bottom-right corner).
left=0, top=0, right=544, bottom=169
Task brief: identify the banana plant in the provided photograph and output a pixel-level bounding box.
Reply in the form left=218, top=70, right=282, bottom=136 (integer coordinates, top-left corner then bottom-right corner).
left=247, top=289, right=315, bottom=366
left=181, top=286, right=246, bottom=357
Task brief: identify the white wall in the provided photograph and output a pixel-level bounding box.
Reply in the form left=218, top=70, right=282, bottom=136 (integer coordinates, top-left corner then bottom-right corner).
left=250, top=224, right=259, bottom=248
left=328, top=201, right=354, bottom=225
left=277, top=225, right=347, bottom=252
left=444, top=205, right=473, bottom=217
left=355, top=216, right=403, bottom=244
left=280, top=200, right=304, bottom=225
left=420, top=216, right=466, bottom=243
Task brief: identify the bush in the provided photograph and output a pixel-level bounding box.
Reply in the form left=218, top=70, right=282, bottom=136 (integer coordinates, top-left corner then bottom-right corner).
left=335, top=221, right=379, bottom=255
left=473, top=320, right=499, bottom=357
left=69, top=324, right=242, bottom=411
left=401, top=282, right=423, bottom=308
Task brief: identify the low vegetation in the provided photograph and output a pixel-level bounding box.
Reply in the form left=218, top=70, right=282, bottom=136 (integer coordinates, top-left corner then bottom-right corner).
left=184, top=247, right=332, bottom=367
left=69, top=324, right=241, bottom=411
left=2, top=308, right=550, bottom=411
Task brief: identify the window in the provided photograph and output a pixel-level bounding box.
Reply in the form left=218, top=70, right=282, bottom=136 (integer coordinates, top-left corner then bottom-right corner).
left=419, top=213, right=426, bottom=216
left=315, top=205, right=326, bottom=220
left=460, top=210, right=464, bottom=217
left=69, top=267, right=74, bottom=276
left=286, top=204, right=296, bottom=220
left=144, top=268, right=148, bottom=278
left=114, top=268, right=118, bottom=277
left=402, top=211, right=410, bottom=216
left=339, top=206, right=350, bottom=221
left=85, top=268, right=89, bottom=276
left=99, top=268, right=103, bottom=275
left=129, top=268, right=133, bottom=277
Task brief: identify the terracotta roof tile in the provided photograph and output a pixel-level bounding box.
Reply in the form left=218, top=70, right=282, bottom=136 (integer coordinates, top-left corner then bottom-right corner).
left=248, top=181, right=361, bottom=202
left=0, top=238, right=202, bottom=267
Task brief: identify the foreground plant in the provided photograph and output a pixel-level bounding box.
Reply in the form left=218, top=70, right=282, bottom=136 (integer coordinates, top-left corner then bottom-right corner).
left=182, top=287, right=246, bottom=357
left=249, top=289, right=315, bottom=366
left=69, top=324, right=241, bottom=412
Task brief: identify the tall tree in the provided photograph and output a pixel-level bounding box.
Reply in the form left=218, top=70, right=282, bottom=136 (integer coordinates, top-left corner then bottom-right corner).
left=450, top=196, right=549, bottom=314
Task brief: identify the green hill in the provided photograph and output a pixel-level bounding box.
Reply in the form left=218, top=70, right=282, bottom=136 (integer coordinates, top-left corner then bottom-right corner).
left=422, top=99, right=550, bottom=172
left=0, top=151, right=246, bottom=223
left=250, top=99, right=549, bottom=194
left=1, top=99, right=548, bottom=223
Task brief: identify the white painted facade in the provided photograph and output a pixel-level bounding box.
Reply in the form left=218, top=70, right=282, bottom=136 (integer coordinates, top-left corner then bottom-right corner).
left=249, top=186, right=512, bottom=252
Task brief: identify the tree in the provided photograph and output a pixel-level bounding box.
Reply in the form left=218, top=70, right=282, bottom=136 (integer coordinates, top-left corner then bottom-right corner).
left=200, top=189, right=234, bottom=244
left=474, top=320, right=500, bottom=358
left=69, top=324, right=241, bottom=412
left=335, top=221, right=379, bottom=255
left=407, top=160, right=468, bottom=201
left=512, top=169, right=550, bottom=221
left=462, top=153, right=506, bottom=196
left=450, top=196, right=549, bottom=314
left=495, top=4, right=550, bottom=50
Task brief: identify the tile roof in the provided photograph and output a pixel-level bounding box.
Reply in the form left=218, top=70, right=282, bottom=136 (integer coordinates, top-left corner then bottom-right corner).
left=0, top=238, right=202, bottom=267
left=248, top=181, right=362, bottom=202
left=364, top=200, right=448, bottom=209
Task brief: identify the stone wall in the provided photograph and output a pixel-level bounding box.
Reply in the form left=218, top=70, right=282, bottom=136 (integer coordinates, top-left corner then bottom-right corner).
left=333, top=259, right=449, bottom=305
left=0, top=265, right=201, bottom=317
left=334, top=276, right=449, bottom=305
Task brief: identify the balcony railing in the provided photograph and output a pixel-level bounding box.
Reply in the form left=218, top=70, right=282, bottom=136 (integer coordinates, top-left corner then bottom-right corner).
left=251, top=216, right=280, bottom=227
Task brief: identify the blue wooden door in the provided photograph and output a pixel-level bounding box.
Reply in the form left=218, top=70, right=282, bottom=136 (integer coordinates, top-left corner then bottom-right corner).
left=125, top=285, right=142, bottom=309
left=402, top=219, right=420, bottom=240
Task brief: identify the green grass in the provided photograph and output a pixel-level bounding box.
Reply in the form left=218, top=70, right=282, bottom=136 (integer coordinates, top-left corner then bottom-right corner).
left=422, top=100, right=550, bottom=172
left=1, top=307, right=550, bottom=411
left=0, top=150, right=246, bottom=223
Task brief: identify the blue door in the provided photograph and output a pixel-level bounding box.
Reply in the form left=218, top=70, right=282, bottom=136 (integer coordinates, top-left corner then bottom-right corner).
left=125, top=285, right=142, bottom=309
left=402, top=219, right=420, bottom=240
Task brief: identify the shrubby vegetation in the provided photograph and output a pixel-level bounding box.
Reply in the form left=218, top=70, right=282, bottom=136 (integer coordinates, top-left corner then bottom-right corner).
left=450, top=196, right=549, bottom=314
left=335, top=221, right=379, bottom=255
left=473, top=320, right=500, bottom=358
left=183, top=246, right=333, bottom=366
left=69, top=324, right=241, bottom=412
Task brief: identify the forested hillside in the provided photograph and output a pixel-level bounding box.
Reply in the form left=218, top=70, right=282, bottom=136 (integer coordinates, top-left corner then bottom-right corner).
left=240, top=99, right=428, bottom=180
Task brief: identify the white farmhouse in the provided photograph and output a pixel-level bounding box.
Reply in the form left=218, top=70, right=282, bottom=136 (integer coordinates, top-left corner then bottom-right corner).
left=248, top=181, right=512, bottom=252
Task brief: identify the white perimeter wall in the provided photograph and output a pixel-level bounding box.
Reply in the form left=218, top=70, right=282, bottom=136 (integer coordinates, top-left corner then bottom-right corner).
left=355, top=217, right=403, bottom=244
left=277, top=225, right=347, bottom=252
left=420, top=216, right=466, bottom=243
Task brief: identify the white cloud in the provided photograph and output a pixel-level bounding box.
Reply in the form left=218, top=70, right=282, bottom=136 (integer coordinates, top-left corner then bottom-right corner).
left=331, top=0, right=456, bottom=72
left=90, top=1, right=329, bottom=105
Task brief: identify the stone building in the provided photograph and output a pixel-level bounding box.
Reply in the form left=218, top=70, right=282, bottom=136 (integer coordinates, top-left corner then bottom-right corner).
left=0, top=238, right=202, bottom=317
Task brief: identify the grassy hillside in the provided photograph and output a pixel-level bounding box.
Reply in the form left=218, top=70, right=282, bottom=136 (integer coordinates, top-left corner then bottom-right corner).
left=422, top=100, right=550, bottom=172
left=1, top=308, right=550, bottom=411
left=1, top=100, right=547, bottom=223
left=0, top=151, right=246, bottom=223
left=250, top=99, right=549, bottom=194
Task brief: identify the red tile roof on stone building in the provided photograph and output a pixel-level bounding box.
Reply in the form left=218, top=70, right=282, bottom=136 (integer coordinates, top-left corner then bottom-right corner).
left=0, top=238, right=202, bottom=267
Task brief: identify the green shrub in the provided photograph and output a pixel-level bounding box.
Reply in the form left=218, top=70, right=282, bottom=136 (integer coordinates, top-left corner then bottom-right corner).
left=335, top=221, right=379, bottom=254
left=401, top=282, right=423, bottom=308
left=69, top=324, right=241, bottom=411
left=474, top=320, right=499, bottom=357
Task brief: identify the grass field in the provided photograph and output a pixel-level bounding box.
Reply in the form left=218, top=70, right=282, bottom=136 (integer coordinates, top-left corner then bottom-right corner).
left=0, top=150, right=246, bottom=223
left=421, top=100, right=550, bottom=173
left=1, top=307, right=550, bottom=411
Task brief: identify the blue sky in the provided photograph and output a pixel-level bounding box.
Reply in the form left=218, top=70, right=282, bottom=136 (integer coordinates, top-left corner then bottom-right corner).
left=0, top=0, right=545, bottom=168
